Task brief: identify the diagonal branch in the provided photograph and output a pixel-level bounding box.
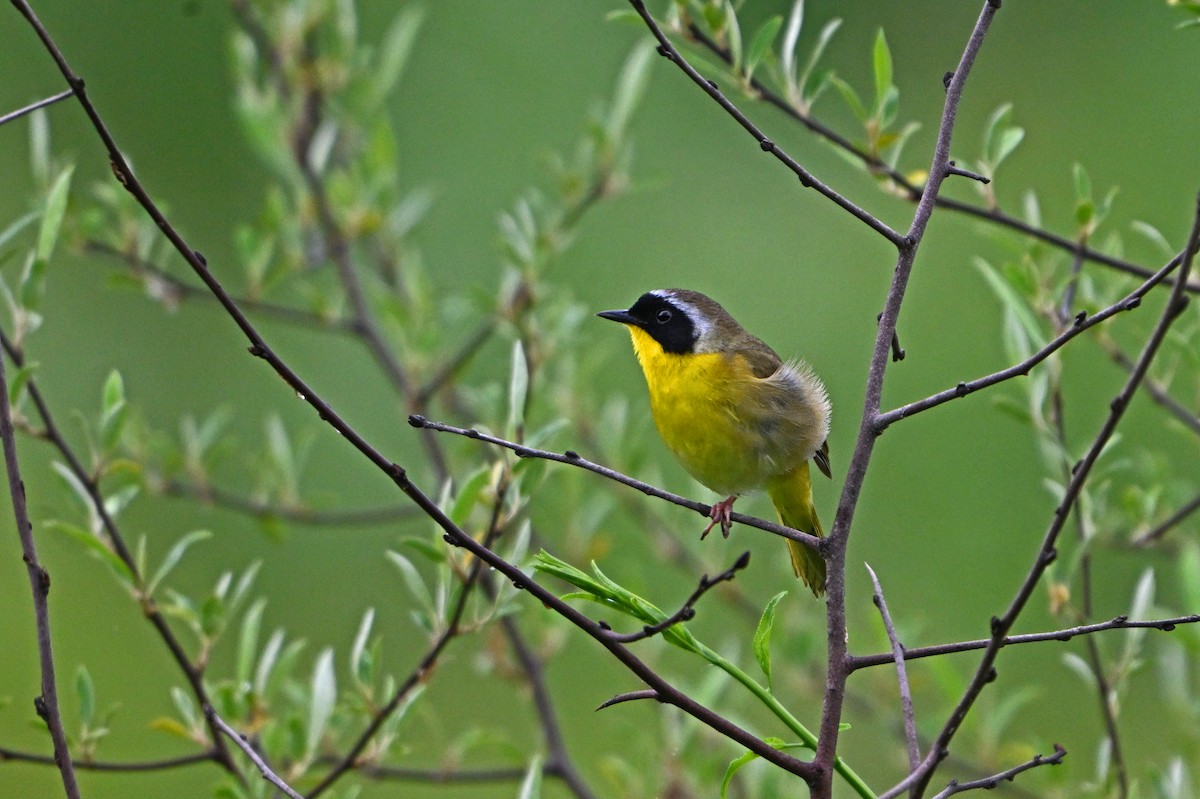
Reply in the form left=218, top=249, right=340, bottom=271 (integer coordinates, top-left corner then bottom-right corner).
left=0, top=320, right=80, bottom=799
left=408, top=415, right=822, bottom=551
left=206, top=708, right=306, bottom=799
left=876, top=247, right=1184, bottom=430
left=929, top=744, right=1066, bottom=799
left=627, top=0, right=905, bottom=246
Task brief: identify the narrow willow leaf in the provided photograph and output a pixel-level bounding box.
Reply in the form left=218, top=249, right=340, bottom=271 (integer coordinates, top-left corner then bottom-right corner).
left=607, top=40, right=655, bottom=143
left=147, top=530, right=212, bottom=596
left=753, top=591, right=787, bottom=687
left=780, top=0, right=804, bottom=96
left=46, top=520, right=134, bottom=584
left=507, top=339, right=529, bottom=436
left=236, top=599, right=267, bottom=684
left=517, top=754, right=543, bottom=799
left=350, top=608, right=375, bottom=685
left=307, top=648, right=336, bottom=755
left=76, top=666, right=95, bottom=727
left=36, top=165, right=74, bottom=262
left=745, top=16, right=782, bottom=80
left=366, top=7, right=424, bottom=111
left=872, top=29, right=893, bottom=110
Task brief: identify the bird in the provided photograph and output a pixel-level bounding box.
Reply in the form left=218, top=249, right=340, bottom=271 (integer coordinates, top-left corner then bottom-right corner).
left=598, top=288, right=831, bottom=596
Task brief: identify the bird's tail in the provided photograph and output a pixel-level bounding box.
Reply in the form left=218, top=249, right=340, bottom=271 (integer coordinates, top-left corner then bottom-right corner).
left=766, top=461, right=826, bottom=597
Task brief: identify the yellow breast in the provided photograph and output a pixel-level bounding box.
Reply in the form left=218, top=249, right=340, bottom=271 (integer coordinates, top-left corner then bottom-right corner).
left=629, top=327, right=813, bottom=496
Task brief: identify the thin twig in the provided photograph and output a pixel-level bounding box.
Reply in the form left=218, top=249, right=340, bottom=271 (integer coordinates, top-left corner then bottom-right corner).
left=1133, top=491, right=1200, bottom=546
left=409, top=415, right=821, bottom=551
left=849, top=612, right=1200, bottom=671
left=0, top=325, right=80, bottom=799
left=1095, top=333, right=1200, bottom=438
left=876, top=250, right=1183, bottom=430
left=816, top=5, right=1002, bottom=795
left=865, top=564, right=920, bottom=785
left=603, top=551, right=750, bottom=644
left=0, top=747, right=214, bottom=772
left=206, top=708, right=305, bottom=799
left=0, top=88, right=73, bottom=127
left=628, top=0, right=905, bottom=246
left=83, top=240, right=358, bottom=334
left=160, top=477, right=415, bottom=527
left=929, top=744, right=1066, bottom=798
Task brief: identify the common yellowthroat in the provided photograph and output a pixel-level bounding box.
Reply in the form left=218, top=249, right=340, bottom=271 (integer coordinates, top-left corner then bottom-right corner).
left=598, top=289, right=831, bottom=596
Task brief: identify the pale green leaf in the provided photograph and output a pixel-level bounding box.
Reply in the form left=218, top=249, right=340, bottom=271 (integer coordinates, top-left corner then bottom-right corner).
left=36, top=166, right=74, bottom=262
left=147, top=530, right=212, bottom=596
left=307, top=647, right=336, bottom=755
left=753, top=591, right=787, bottom=687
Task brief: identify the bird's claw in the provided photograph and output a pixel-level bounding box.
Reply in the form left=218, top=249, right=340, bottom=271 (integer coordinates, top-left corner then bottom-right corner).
left=701, top=496, right=736, bottom=540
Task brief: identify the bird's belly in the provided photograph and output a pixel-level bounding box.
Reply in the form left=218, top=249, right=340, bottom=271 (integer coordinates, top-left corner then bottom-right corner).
left=645, top=355, right=802, bottom=495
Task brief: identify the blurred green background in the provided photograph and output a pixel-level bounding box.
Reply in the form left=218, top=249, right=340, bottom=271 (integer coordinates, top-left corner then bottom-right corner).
left=1, top=1, right=1198, bottom=797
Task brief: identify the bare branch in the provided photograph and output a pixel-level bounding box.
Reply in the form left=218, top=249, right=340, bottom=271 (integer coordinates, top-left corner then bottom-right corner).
left=627, top=0, right=905, bottom=246
left=206, top=708, right=305, bottom=799
left=0, top=88, right=73, bottom=127
left=0, top=326, right=80, bottom=799
left=409, top=415, right=821, bottom=551
left=1133, top=491, right=1200, bottom=546
left=603, top=552, right=750, bottom=644
left=876, top=250, right=1182, bottom=430
left=159, top=477, right=416, bottom=527
left=929, top=744, right=1066, bottom=798
left=849, top=612, right=1200, bottom=671
left=865, top=564, right=920, bottom=783
left=0, top=747, right=214, bottom=772
left=596, top=690, right=659, bottom=711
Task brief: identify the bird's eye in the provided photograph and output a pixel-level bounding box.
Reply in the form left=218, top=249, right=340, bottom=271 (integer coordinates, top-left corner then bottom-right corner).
left=656, top=309, right=672, bottom=324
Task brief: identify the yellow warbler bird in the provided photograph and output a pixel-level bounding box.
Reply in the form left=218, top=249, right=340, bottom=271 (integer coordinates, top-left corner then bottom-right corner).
left=598, top=289, right=831, bottom=596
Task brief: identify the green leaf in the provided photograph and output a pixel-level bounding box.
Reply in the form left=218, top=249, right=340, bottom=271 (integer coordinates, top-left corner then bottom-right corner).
left=36, top=166, right=74, bottom=263
left=831, top=76, right=867, bottom=122
left=100, top=370, right=127, bottom=451
left=236, top=598, right=267, bottom=685
left=350, top=608, right=375, bottom=686
left=8, top=362, right=38, bottom=407
left=799, top=18, right=842, bottom=106
left=1072, top=162, right=1093, bottom=202
left=780, top=0, right=804, bottom=96
left=0, top=211, right=39, bottom=255
left=753, top=591, right=787, bottom=687
left=607, top=40, right=655, bottom=144
left=147, top=530, right=212, bottom=596
left=507, top=339, right=529, bottom=437
left=720, top=738, right=808, bottom=797
left=745, top=16, right=782, bottom=80
left=724, top=1, right=743, bottom=74
left=254, top=630, right=286, bottom=696
left=387, top=551, right=435, bottom=617
left=307, top=647, right=336, bottom=755
left=46, top=520, right=134, bottom=585
left=872, top=29, right=893, bottom=111
left=973, top=257, right=1045, bottom=351
left=366, top=7, right=424, bottom=111
left=76, top=666, right=95, bottom=727
left=517, top=754, right=543, bottom=799
left=449, top=465, right=492, bottom=527
left=992, top=127, right=1025, bottom=169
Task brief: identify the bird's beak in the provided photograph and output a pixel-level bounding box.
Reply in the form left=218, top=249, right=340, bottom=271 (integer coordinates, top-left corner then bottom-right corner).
left=596, top=309, right=638, bottom=326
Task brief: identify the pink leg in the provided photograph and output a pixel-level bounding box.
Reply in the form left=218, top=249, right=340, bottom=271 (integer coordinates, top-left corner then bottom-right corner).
left=700, top=495, right=738, bottom=540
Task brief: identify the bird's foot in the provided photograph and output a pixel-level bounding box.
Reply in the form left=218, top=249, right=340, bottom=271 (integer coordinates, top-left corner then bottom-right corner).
left=700, top=496, right=737, bottom=540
